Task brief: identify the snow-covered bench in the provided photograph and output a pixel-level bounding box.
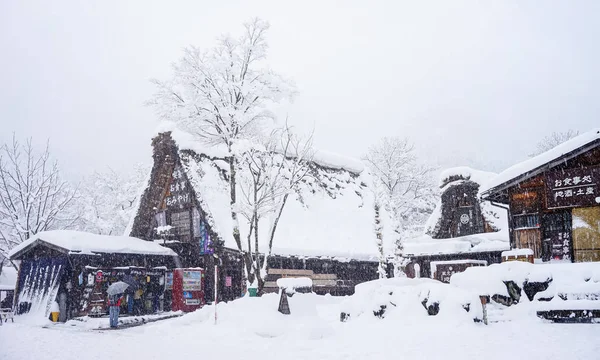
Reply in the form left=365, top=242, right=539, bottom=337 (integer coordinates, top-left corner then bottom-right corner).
left=0, top=308, right=14, bottom=324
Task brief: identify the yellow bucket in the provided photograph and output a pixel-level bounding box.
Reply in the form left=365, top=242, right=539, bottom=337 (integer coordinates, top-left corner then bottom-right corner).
left=51, top=312, right=59, bottom=322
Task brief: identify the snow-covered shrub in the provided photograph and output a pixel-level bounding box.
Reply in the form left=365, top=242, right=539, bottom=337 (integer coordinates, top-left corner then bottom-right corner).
left=450, top=262, right=600, bottom=305
left=340, top=278, right=482, bottom=323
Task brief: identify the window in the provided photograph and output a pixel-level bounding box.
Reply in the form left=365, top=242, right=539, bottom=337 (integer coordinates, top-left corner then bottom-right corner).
left=513, top=213, right=540, bottom=229
left=155, top=212, right=166, bottom=227
left=171, top=211, right=191, bottom=237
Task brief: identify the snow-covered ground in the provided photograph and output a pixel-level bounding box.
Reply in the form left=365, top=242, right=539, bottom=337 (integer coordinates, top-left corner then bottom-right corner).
left=1, top=291, right=599, bottom=360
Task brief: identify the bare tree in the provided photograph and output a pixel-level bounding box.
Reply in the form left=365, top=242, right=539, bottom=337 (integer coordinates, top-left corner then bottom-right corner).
left=0, top=135, right=78, bottom=259
left=238, top=124, right=314, bottom=291
left=364, top=137, right=437, bottom=277
left=148, top=18, right=296, bottom=272
left=529, top=129, right=579, bottom=157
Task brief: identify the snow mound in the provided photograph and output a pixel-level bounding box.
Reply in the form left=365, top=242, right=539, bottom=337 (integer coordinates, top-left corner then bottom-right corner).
left=340, top=277, right=482, bottom=323
left=450, top=261, right=600, bottom=300
left=276, top=277, right=313, bottom=290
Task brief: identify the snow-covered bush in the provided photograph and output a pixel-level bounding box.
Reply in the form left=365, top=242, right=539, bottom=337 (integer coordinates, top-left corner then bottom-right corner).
left=450, top=262, right=600, bottom=305
left=340, top=278, right=482, bottom=323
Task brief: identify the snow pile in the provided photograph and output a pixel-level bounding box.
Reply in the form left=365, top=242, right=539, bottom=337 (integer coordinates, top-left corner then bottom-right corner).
left=8, top=230, right=178, bottom=258
left=404, top=231, right=509, bottom=256
left=340, top=277, right=482, bottom=323
left=0, top=265, right=17, bottom=291
left=439, top=166, right=497, bottom=188
left=481, top=128, right=600, bottom=193
left=450, top=261, right=600, bottom=301
left=276, top=277, right=313, bottom=290
left=502, top=249, right=534, bottom=257
left=3, top=291, right=600, bottom=360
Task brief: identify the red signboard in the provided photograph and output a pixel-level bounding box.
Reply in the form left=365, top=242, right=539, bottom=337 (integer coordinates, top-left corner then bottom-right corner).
left=95, top=271, right=103, bottom=283
left=545, top=166, right=600, bottom=209
left=225, top=276, right=232, bottom=287
left=171, top=268, right=205, bottom=312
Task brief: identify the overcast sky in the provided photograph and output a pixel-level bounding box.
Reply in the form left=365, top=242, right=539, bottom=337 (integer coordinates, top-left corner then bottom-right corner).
left=1, top=1, right=599, bottom=179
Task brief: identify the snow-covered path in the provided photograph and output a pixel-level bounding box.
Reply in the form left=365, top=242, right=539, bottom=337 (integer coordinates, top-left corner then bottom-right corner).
left=1, top=294, right=599, bottom=360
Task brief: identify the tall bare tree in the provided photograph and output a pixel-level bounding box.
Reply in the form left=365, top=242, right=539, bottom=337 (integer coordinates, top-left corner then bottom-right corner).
left=529, top=129, right=579, bottom=157
left=364, top=137, right=437, bottom=277
left=238, top=124, right=314, bottom=291
left=148, top=18, right=296, bottom=271
left=0, top=135, right=77, bottom=260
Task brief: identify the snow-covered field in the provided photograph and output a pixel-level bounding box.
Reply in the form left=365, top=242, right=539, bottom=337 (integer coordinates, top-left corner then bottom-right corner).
left=1, top=291, right=599, bottom=360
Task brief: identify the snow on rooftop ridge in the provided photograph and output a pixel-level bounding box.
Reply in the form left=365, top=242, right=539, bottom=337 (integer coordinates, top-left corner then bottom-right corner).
left=155, top=121, right=365, bottom=174
left=438, top=166, right=497, bottom=188
left=8, top=230, right=178, bottom=259
left=481, top=128, right=600, bottom=193
left=404, top=230, right=509, bottom=257
left=312, top=150, right=365, bottom=174
left=155, top=121, right=229, bottom=159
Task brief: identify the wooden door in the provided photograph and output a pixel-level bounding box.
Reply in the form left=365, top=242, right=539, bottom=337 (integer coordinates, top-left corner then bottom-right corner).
left=515, top=229, right=542, bottom=258
left=572, top=207, right=600, bottom=262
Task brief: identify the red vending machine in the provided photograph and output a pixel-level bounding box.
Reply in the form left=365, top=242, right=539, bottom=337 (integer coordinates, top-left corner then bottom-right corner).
left=171, top=268, right=205, bottom=312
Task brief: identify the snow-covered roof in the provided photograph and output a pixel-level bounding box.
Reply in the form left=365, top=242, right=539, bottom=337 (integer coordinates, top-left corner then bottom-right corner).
left=438, top=166, right=497, bottom=189
left=159, top=121, right=366, bottom=175
left=181, top=149, right=382, bottom=261
left=8, top=230, right=178, bottom=260
left=131, top=124, right=387, bottom=261
left=0, top=266, right=17, bottom=291
left=481, top=128, right=600, bottom=194
left=404, top=231, right=509, bottom=257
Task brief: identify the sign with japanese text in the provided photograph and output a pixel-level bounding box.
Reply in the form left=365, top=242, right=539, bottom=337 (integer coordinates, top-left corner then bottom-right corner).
left=545, top=166, right=600, bottom=209
left=165, top=164, right=192, bottom=208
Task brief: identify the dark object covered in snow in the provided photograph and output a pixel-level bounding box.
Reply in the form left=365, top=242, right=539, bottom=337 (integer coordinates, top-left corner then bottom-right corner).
left=278, top=291, right=290, bottom=315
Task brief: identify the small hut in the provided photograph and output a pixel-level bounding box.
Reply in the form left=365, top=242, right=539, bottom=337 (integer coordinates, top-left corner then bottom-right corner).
left=8, top=230, right=178, bottom=321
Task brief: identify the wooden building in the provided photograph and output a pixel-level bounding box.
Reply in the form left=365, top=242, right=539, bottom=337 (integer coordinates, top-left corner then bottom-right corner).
left=128, top=130, right=387, bottom=302
left=8, top=230, right=178, bottom=321
left=404, top=167, right=510, bottom=282
left=481, top=128, right=600, bottom=262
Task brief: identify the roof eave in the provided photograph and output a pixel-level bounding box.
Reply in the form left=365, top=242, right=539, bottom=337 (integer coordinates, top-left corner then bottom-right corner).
left=481, top=138, right=600, bottom=199
left=9, top=238, right=70, bottom=261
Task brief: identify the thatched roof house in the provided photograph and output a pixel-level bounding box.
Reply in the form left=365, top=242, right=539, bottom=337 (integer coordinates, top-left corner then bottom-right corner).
left=127, top=124, right=394, bottom=298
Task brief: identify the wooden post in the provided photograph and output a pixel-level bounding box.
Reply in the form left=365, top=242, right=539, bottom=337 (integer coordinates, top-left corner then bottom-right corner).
left=479, top=295, right=488, bottom=325
left=214, top=264, right=218, bottom=325
left=278, top=289, right=291, bottom=315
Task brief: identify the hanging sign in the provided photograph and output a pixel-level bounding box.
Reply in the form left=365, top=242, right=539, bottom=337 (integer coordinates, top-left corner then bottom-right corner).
left=545, top=166, right=600, bottom=209
left=95, top=271, right=103, bottom=283
left=225, top=276, right=232, bottom=287
left=165, top=165, right=192, bottom=208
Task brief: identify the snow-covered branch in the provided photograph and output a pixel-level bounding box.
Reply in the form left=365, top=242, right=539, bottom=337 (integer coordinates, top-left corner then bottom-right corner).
left=0, top=135, right=78, bottom=258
